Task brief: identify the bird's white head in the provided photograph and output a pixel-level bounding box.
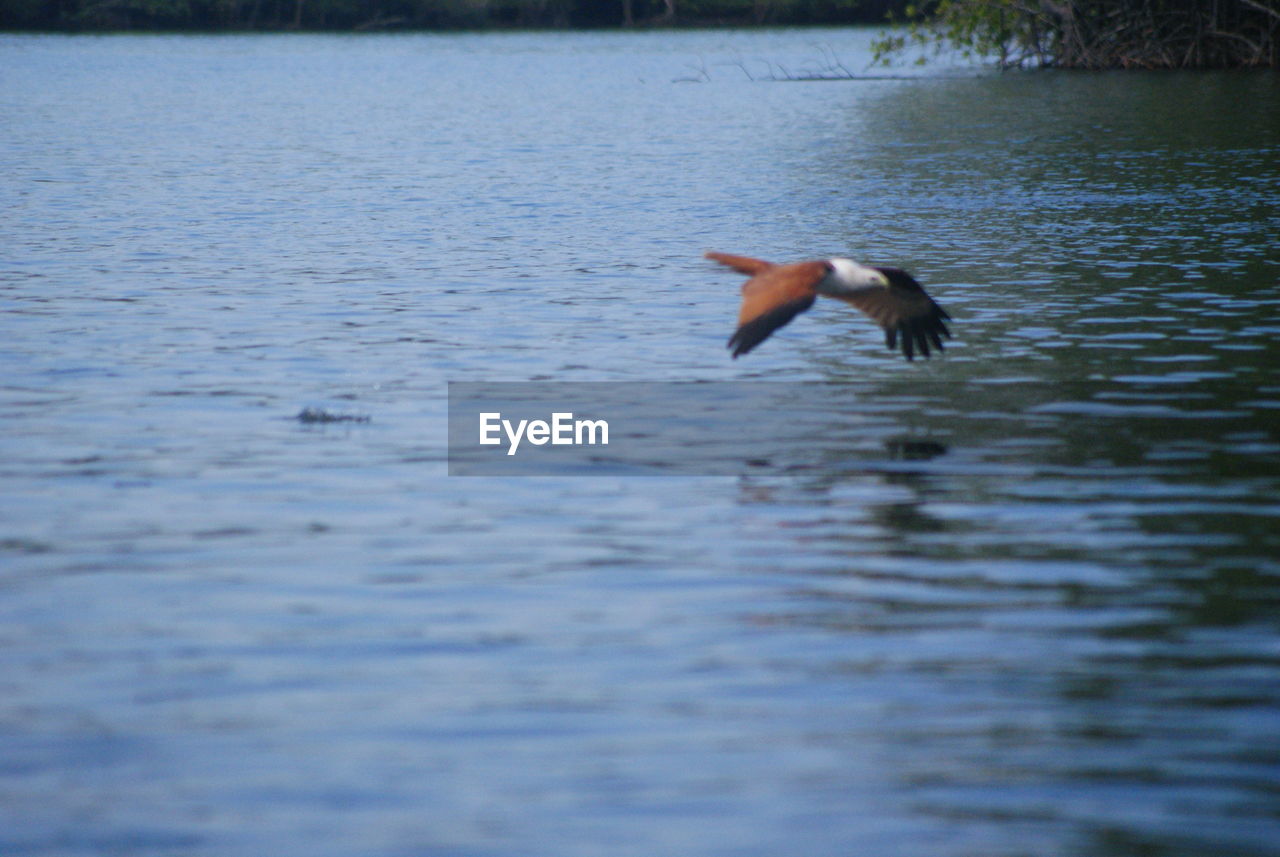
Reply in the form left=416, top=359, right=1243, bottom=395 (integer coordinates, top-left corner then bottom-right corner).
left=820, top=258, right=889, bottom=297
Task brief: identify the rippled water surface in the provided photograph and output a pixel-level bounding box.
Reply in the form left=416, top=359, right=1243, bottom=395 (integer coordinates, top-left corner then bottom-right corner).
left=2, top=30, right=1279, bottom=857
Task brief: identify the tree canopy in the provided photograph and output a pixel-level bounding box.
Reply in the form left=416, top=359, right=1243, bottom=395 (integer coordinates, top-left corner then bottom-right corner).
left=0, top=0, right=884, bottom=30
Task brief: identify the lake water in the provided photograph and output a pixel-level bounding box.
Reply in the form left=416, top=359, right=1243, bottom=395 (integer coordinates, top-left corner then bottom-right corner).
left=2, top=28, right=1279, bottom=857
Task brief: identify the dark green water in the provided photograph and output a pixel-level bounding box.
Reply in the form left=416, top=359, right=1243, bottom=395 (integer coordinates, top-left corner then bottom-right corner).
left=1, top=31, right=1278, bottom=857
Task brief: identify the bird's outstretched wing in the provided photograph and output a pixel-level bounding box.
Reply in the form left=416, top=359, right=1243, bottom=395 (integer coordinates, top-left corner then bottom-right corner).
left=833, top=267, right=952, bottom=360
left=724, top=260, right=828, bottom=358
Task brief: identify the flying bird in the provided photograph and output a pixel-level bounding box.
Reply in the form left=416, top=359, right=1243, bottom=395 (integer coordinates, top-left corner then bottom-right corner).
left=707, top=251, right=952, bottom=361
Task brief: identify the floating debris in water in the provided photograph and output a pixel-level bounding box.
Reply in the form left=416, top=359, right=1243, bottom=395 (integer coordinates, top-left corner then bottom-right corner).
left=885, top=439, right=948, bottom=461
left=295, top=407, right=371, bottom=424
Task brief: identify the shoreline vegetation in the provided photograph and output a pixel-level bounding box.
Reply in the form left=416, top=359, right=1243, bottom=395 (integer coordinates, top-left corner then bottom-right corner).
left=2, top=0, right=1276, bottom=68
left=877, top=0, right=1279, bottom=69
left=1, top=0, right=898, bottom=32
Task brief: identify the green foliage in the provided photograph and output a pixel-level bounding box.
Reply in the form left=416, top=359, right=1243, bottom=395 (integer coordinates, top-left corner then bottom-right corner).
left=872, top=0, right=1280, bottom=69
left=871, top=0, right=1061, bottom=68
left=74, top=0, right=192, bottom=27
left=0, top=0, right=900, bottom=29
left=0, top=0, right=44, bottom=25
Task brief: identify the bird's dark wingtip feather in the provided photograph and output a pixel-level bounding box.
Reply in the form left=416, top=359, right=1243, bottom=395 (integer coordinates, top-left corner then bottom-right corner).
left=727, top=326, right=766, bottom=358
left=914, top=326, right=931, bottom=359
left=727, top=295, right=816, bottom=360
left=892, top=304, right=952, bottom=361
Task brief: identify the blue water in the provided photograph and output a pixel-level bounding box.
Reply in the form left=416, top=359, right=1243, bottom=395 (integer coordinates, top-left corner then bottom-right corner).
left=2, top=30, right=1279, bottom=857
